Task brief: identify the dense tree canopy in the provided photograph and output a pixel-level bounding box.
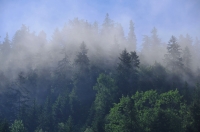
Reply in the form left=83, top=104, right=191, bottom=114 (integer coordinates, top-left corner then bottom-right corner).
left=0, top=14, right=199, bottom=132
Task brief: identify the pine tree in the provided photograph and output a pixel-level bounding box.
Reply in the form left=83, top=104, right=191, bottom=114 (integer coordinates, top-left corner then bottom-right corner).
left=102, top=13, right=113, bottom=29
left=73, top=42, right=93, bottom=124
left=130, top=51, right=140, bottom=69
left=183, top=46, right=192, bottom=70
left=127, top=20, right=137, bottom=51
left=116, top=49, right=140, bottom=95
left=1, top=33, right=11, bottom=55
left=164, top=36, right=183, bottom=73
left=194, top=37, right=200, bottom=68
left=116, top=49, right=131, bottom=96
left=141, top=35, right=152, bottom=65
left=54, top=52, right=73, bottom=94
left=101, top=13, right=114, bottom=35
left=151, top=27, right=161, bottom=47
left=75, top=42, right=90, bottom=74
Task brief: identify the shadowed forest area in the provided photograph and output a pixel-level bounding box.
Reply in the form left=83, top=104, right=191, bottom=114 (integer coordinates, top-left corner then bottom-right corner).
left=0, top=14, right=200, bottom=132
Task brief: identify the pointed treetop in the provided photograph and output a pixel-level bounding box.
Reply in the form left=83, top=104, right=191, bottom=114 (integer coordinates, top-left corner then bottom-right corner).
left=151, top=27, right=157, bottom=35
left=127, top=20, right=137, bottom=51
left=128, top=20, right=136, bottom=39
left=151, top=27, right=161, bottom=46
left=102, top=13, right=113, bottom=28
left=80, top=41, right=88, bottom=55
left=168, top=36, right=178, bottom=45
left=3, top=33, right=10, bottom=44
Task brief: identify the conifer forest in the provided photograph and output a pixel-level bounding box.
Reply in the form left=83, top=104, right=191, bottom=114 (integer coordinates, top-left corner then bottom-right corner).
left=0, top=14, right=200, bottom=132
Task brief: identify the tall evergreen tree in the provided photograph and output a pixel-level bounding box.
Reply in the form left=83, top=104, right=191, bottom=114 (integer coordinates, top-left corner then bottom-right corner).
left=73, top=42, right=93, bottom=124
left=75, top=42, right=90, bottom=74
left=92, top=74, right=117, bottom=132
left=116, top=49, right=140, bottom=95
left=116, top=49, right=132, bottom=96
left=102, top=13, right=113, bottom=29
left=151, top=27, right=161, bottom=47
left=1, top=33, right=11, bottom=55
left=164, top=36, right=183, bottom=73
left=142, top=35, right=151, bottom=51
left=101, top=13, right=114, bottom=35
left=183, top=46, right=192, bottom=70
left=127, top=20, right=137, bottom=51
left=130, top=51, right=140, bottom=69
left=194, top=37, right=200, bottom=68
left=54, top=52, right=73, bottom=95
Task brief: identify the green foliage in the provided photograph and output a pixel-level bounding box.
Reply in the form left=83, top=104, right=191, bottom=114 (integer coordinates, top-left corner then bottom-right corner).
left=150, top=110, right=172, bottom=132
left=38, top=97, right=53, bottom=131
left=188, top=83, right=200, bottom=132
left=106, top=90, right=186, bottom=132
left=0, top=19, right=199, bottom=132
left=58, top=116, right=74, bottom=132
left=93, top=74, right=117, bottom=111
left=130, top=51, right=140, bottom=68
left=105, top=96, right=138, bottom=132
left=116, top=49, right=140, bottom=96
left=52, top=91, right=70, bottom=125
left=10, top=120, right=26, bottom=132
left=58, top=122, right=66, bottom=132
left=92, top=74, right=117, bottom=131
left=84, top=127, right=94, bottom=132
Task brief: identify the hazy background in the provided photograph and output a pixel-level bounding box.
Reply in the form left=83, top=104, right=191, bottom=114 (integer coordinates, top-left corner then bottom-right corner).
left=1, top=0, right=200, bottom=49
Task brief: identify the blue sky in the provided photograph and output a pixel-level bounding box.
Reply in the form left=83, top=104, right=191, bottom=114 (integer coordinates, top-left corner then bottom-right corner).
left=0, top=0, right=200, bottom=44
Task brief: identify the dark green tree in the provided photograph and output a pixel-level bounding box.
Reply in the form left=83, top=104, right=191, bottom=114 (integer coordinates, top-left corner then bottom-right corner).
left=130, top=51, right=140, bottom=68
left=189, top=84, right=200, bottom=132
left=116, top=49, right=140, bottom=95
left=54, top=52, right=73, bottom=95
left=116, top=49, right=132, bottom=96
left=38, top=97, right=54, bottom=131
left=150, top=110, right=172, bottom=132
left=73, top=42, right=92, bottom=103
left=92, top=74, right=117, bottom=132
left=73, top=42, right=93, bottom=127
left=27, top=100, right=39, bottom=132
left=130, top=51, right=140, bottom=92
left=105, top=96, right=139, bottom=132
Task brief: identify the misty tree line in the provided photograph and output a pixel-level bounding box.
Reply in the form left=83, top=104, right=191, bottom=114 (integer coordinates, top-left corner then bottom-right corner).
left=0, top=14, right=199, bottom=131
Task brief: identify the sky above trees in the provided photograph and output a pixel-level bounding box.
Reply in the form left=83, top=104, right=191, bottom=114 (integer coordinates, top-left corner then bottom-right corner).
left=0, top=0, right=200, bottom=45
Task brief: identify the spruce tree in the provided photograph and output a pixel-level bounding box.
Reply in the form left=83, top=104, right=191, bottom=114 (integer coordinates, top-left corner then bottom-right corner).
left=164, top=36, right=183, bottom=73
left=183, top=46, right=192, bottom=70
left=1, top=33, right=11, bottom=55
left=127, top=20, right=137, bottom=51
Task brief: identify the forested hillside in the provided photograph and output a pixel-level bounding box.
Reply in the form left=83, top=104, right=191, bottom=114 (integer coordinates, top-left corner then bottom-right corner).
left=0, top=14, right=200, bottom=132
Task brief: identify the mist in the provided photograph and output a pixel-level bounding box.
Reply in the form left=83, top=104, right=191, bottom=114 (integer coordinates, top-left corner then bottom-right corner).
left=0, top=14, right=200, bottom=79
left=0, top=1, right=200, bottom=131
